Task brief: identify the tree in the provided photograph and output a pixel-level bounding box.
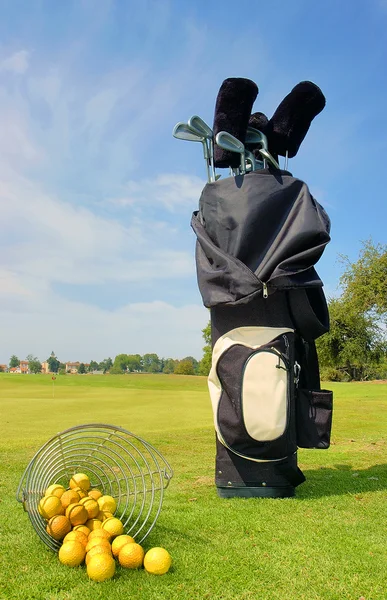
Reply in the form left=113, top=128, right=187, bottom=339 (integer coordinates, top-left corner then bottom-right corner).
left=174, top=359, right=195, bottom=375
left=142, top=353, right=161, bottom=373
left=198, top=322, right=212, bottom=376
left=180, top=356, right=199, bottom=374
left=89, top=360, right=99, bottom=372
left=98, top=357, right=113, bottom=373
left=9, top=355, right=19, bottom=368
left=316, top=296, right=386, bottom=380
left=340, top=240, right=387, bottom=322
left=78, top=363, right=86, bottom=374
left=163, top=358, right=178, bottom=374
left=27, top=355, right=42, bottom=374
left=47, top=355, right=60, bottom=373
left=316, top=240, right=387, bottom=380
left=126, top=354, right=142, bottom=372
left=0, top=365, right=4, bottom=372
left=112, top=354, right=129, bottom=373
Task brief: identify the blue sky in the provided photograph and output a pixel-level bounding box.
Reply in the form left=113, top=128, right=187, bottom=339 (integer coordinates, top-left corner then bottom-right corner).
left=1, top=0, right=386, bottom=363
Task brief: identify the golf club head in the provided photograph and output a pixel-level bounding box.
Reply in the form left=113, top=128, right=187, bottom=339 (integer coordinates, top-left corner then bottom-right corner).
left=188, top=115, right=213, bottom=140
left=173, top=121, right=213, bottom=182
left=173, top=122, right=205, bottom=143
left=216, top=131, right=246, bottom=174
left=213, top=78, right=258, bottom=168
left=245, top=127, right=268, bottom=149
left=248, top=115, right=279, bottom=165
left=188, top=116, right=216, bottom=181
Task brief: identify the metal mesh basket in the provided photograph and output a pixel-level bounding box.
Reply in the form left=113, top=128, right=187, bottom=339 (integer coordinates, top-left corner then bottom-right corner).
left=16, top=423, right=173, bottom=551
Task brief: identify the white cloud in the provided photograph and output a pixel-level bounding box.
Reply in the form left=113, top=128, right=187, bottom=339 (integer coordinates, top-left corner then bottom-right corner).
left=110, top=173, right=204, bottom=211
left=0, top=167, right=195, bottom=286
left=0, top=282, right=208, bottom=362
left=0, top=167, right=206, bottom=361
left=0, top=50, right=30, bottom=74
left=0, top=31, right=214, bottom=362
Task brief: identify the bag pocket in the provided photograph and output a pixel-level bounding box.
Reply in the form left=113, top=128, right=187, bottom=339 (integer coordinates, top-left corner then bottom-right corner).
left=208, top=326, right=297, bottom=462
left=296, top=389, right=333, bottom=449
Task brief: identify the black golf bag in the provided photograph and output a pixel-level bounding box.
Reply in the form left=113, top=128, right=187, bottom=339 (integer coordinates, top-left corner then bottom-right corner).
left=192, top=168, right=333, bottom=498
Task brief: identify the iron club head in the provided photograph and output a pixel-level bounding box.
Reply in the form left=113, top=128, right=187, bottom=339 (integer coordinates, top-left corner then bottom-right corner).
left=215, top=131, right=246, bottom=175
left=188, top=115, right=215, bottom=182
left=173, top=122, right=212, bottom=182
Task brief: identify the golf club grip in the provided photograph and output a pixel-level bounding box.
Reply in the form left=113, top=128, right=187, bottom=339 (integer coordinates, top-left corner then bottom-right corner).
left=266, top=81, right=326, bottom=158
left=213, top=78, right=258, bottom=168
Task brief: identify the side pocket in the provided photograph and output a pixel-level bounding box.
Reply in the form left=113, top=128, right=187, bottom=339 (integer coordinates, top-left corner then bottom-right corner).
left=296, top=389, right=333, bottom=449
left=208, top=326, right=296, bottom=462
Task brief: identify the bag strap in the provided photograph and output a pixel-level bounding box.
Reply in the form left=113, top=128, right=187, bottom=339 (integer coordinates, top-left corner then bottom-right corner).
left=288, top=288, right=329, bottom=341
left=274, top=462, right=306, bottom=488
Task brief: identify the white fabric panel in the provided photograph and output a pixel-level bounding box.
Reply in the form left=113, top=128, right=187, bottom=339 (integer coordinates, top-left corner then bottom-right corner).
left=208, top=326, right=293, bottom=434
left=242, top=351, right=287, bottom=441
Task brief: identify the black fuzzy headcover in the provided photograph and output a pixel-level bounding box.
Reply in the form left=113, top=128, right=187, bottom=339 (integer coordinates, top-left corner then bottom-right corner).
left=266, top=81, right=325, bottom=157
left=248, top=111, right=269, bottom=133
left=213, top=78, right=258, bottom=168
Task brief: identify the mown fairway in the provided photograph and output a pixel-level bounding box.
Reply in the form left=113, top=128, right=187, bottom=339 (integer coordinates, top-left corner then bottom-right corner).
left=1, top=374, right=386, bottom=600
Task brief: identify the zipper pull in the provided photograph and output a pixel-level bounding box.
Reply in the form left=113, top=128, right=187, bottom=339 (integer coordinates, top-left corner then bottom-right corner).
left=262, top=282, right=268, bottom=299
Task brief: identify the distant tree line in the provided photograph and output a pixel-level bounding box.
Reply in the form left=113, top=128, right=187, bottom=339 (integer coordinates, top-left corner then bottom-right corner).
left=110, top=353, right=203, bottom=375
left=3, top=352, right=207, bottom=376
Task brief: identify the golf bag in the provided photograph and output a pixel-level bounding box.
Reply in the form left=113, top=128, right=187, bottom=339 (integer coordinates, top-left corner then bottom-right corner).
left=192, top=169, right=333, bottom=498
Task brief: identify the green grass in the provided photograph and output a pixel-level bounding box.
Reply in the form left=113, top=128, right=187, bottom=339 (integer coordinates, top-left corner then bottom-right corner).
left=1, top=374, right=386, bottom=600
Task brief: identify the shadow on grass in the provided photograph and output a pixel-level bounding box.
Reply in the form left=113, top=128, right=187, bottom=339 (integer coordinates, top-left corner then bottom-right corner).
left=297, top=463, right=387, bottom=499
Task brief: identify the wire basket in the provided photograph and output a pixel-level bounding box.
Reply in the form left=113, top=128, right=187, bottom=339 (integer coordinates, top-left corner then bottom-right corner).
left=16, top=423, right=173, bottom=551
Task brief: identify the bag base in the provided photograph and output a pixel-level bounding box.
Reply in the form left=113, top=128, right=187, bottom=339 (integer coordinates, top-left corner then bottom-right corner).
left=215, top=437, right=304, bottom=498
left=217, top=485, right=295, bottom=498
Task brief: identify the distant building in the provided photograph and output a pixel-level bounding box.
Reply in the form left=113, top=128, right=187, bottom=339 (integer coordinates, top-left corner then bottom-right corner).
left=0, top=364, right=7, bottom=372
left=20, top=360, right=29, bottom=374
left=41, top=362, right=50, bottom=374
left=65, top=361, right=80, bottom=374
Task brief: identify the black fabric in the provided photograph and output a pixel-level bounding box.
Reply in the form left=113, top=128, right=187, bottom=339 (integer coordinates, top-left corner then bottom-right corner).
left=211, top=292, right=294, bottom=345
left=294, top=335, right=321, bottom=391
left=215, top=437, right=304, bottom=488
left=213, top=78, right=258, bottom=168
left=288, top=287, right=329, bottom=341
left=192, top=170, right=330, bottom=308
left=249, top=111, right=269, bottom=131
left=266, top=81, right=326, bottom=158
left=296, top=389, right=333, bottom=449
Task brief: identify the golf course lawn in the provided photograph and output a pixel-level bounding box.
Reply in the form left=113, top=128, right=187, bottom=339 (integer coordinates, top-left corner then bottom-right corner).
left=1, top=374, right=386, bottom=600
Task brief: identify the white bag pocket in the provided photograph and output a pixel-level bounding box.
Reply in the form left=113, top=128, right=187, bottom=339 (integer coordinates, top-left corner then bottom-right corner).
left=208, top=326, right=296, bottom=461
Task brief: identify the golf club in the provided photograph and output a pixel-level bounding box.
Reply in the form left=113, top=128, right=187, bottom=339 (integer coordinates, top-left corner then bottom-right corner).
left=245, top=127, right=280, bottom=169
left=245, top=149, right=257, bottom=172
left=188, top=116, right=216, bottom=182
left=173, top=122, right=213, bottom=183
left=216, top=131, right=246, bottom=175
